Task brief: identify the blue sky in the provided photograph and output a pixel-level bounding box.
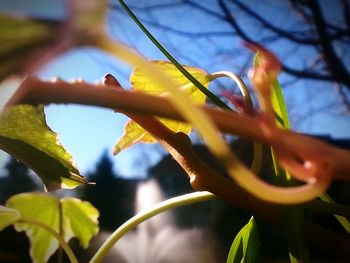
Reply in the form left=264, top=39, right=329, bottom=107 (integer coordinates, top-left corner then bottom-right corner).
left=1, top=0, right=349, bottom=178
left=39, top=48, right=165, bottom=177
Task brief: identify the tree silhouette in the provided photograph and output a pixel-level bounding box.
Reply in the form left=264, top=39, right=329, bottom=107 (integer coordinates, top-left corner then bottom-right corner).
left=0, top=157, right=43, bottom=204
left=80, top=151, right=137, bottom=231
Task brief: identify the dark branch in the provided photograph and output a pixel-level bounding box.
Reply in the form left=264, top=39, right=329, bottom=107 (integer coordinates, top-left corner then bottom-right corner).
left=229, top=0, right=320, bottom=45
left=112, top=0, right=350, bottom=88
left=184, top=0, right=227, bottom=21
left=214, top=0, right=350, bottom=86
left=125, top=17, right=234, bottom=38
left=282, top=64, right=334, bottom=81
left=288, top=0, right=313, bottom=24
left=337, top=84, right=350, bottom=112
left=110, top=6, right=234, bottom=38
left=217, top=0, right=255, bottom=43
left=109, top=2, right=185, bottom=11
left=307, top=0, right=350, bottom=88
left=342, top=0, right=350, bottom=31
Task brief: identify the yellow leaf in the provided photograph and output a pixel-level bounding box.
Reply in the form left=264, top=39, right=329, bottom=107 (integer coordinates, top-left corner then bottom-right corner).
left=114, top=121, right=154, bottom=155
left=114, top=60, right=210, bottom=154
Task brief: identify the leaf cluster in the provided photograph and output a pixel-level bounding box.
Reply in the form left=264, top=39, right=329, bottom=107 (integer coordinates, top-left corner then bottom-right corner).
left=0, top=1, right=350, bottom=263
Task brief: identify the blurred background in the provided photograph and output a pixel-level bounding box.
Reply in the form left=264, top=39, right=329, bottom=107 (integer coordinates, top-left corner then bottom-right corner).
left=1, top=0, right=349, bottom=177
left=0, top=0, right=350, bottom=262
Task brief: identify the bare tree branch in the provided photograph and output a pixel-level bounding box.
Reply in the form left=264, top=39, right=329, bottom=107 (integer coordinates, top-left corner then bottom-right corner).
left=109, top=2, right=186, bottom=11
left=184, top=0, right=226, bottom=20
left=217, top=0, right=255, bottom=43
left=228, top=0, right=320, bottom=45
left=128, top=18, right=234, bottom=38
left=214, top=0, right=350, bottom=87
left=111, top=0, right=350, bottom=93
left=282, top=64, right=334, bottom=81
left=341, top=0, right=350, bottom=32
left=110, top=7, right=234, bottom=38
left=307, top=0, right=350, bottom=88
left=337, top=84, right=350, bottom=112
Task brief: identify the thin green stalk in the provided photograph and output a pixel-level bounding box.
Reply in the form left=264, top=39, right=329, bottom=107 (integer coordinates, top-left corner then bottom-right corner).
left=319, top=194, right=350, bottom=233
left=90, top=191, right=216, bottom=263
left=306, top=199, right=350, bottom=218
left=209, top=71, right=262, bottom=173
left=269, top=78, right=310, bottom=263
left=251, top=47, right=310, bottom=261
left=209, top=72, right=253, bottom=114
left=272, top=153, right=309, bottom=262
left=271, top=70, right=350, bottom=252
left=19, top=217, right=78, bottom=263
left=117, top=0, right=230, bottom=109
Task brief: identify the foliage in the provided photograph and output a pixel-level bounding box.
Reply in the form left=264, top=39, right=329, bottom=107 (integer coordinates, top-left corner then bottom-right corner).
left=0, top=1, right=350, bottom=263
left=1, top=193, right=98, bottom=263
left=114, top=60, right=211, bottom=154
left=226, top=217, right=260, bottom=263
left=0, top=105, right=88, bottom=190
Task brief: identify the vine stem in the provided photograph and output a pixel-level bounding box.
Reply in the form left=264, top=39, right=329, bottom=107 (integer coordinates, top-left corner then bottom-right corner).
left=209, top=71, right=262, bottom=173
left=7, top=40, right=350, bottom=202
left=112, top=2, right=322, bottom=203
left=209, top=71, right=253, bottom=109
left=89, top=191, right=216, bottom=263
left=18, top=217, right=78, bottom=263
left=93, top=38, right=332, bottom=204
left=6, top=76, right=264, bottom=140
left=5, top=35, right=350, bottom=202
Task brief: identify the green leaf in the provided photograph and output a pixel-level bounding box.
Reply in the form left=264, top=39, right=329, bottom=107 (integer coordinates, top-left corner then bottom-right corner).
left=258, top=50, right=350, bottom=236
left=319, top=194, right=350, bottom=234
left=114, top=120, right=154, bottom=154
left=0, top=105, right=88, bottom=190
left=7, top=193, right=59, bottom=263
left=114, top=60, right=211, bottom=154
left=61, top=198, right=99, bottom=249
left=271, top=80, right=290, bottom=129
left=0, top=206, right=21, bottom=231
left=6, top=193, right=99, bottom=263
left=254, top=51, right=310, bottom=262
left=227, top=233, right=243, bottom=263
left=226, top=217, right=260, bottom=263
